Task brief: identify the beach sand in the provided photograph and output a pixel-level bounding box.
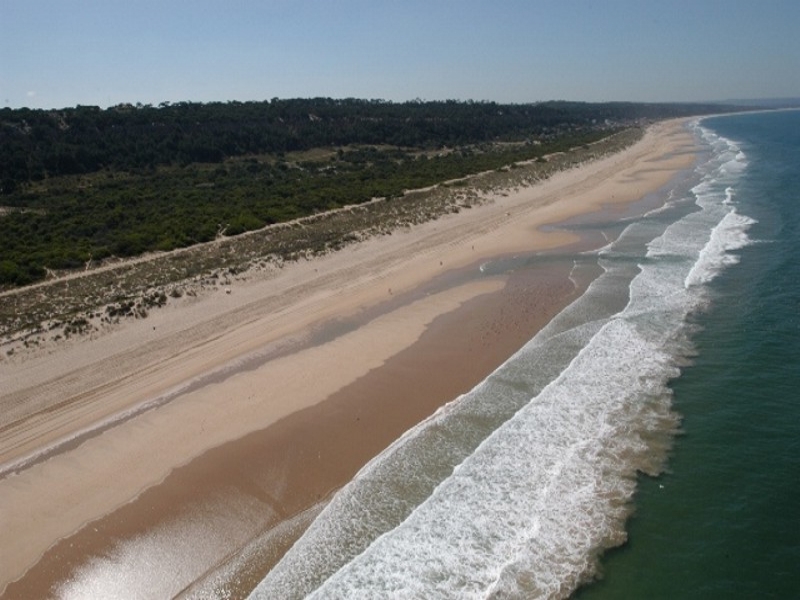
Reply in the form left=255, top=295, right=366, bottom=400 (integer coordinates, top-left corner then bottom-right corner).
left=0, top=119, right=699, bottom=597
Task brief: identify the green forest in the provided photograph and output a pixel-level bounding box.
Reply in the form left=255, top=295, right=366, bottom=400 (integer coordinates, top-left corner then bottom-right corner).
left=0, top=98, right=742, bottom=287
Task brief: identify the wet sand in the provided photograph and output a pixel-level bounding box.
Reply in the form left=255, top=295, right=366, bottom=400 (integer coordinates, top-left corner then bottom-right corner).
left=5, top=261, right=588, bottom=599
left=0, top=119, right=700, bottom=597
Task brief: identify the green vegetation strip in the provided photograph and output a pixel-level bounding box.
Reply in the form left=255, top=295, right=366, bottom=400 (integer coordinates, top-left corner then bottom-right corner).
left=1, top=129, right=641, bottom=346
left=1, top=129, right=614, bottom=287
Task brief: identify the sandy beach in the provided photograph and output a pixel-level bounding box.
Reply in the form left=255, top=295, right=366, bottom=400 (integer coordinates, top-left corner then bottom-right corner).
left=0, top=119, right=699, bottom=597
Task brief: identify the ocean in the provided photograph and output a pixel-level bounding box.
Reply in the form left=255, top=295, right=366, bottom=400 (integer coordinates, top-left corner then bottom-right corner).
left=244, top=111, right=800, bottom=599
left=574, top=110, right=800, bottom=599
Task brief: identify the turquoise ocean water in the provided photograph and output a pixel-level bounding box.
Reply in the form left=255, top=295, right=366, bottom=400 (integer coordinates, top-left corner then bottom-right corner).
left=576, top=110, right=800, bottom=599
left=240, top=111, right=799, bottom=599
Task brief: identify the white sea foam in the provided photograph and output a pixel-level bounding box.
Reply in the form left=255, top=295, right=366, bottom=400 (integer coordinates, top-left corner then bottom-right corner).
left=248, top=122, right=757, bottom=600
left=248, top=264, right=633, bottom=599
left=685, top=210, right=757, bottom=288
left=683, top=126, right=755, bottom=288
left=304, top=316, right=682, bottom=600
left=567, top=260, right=580, bottom=290
left=723, top=186, right=735, bottom=205
left=640, top=198, right=677, bottom=219
left=56, top=492, right=265, bottom=600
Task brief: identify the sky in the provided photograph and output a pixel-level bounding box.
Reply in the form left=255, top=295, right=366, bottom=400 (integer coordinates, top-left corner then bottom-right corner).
left=2, top=0, right=799, bottom=110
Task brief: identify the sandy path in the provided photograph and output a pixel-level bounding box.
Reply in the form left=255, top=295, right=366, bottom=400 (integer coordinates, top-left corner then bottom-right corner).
left=0, top=118, right=698, bottom=591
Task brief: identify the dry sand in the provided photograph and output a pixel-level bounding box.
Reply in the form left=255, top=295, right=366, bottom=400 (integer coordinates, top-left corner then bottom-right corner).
left=0, top=119, right=699, bottom=596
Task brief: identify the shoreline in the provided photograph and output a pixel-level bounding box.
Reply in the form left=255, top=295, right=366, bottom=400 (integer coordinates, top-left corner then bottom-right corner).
left=7, top=259, right=588, bottom=599
left=0, top=119, right=700, bottom=595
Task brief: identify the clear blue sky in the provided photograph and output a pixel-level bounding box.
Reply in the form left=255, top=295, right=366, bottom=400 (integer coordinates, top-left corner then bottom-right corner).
left=2, top=0, right=799, bottom=109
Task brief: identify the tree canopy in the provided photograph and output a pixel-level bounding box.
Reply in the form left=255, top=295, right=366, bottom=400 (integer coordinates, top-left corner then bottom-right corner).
left=0, top=98, right=748, bottom=287
left=0, top=98, right=736, bottom=190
